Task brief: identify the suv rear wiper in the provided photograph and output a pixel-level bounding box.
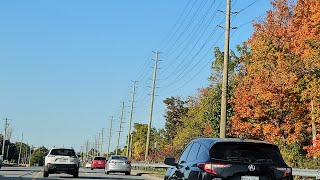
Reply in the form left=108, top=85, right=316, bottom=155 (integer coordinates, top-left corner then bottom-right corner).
left=226, top=157, right=256, bottom=163
left=255, top=159, right=274, bottom=164
left=210, top=157, right=254, bottom=163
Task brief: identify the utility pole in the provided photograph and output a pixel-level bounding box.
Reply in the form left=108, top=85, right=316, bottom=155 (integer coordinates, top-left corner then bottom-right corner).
left=129, top=133, right=133, bottom=158
left=126, top=80, right=136, bottom=157
left=97, top=133, right=101, bottom=156
left=107, top=116, right=113, bottom=158
left=116, top=102, right=125, bottom=155
left=18, top=133, right=23, bottom=165
left=145, top=51, right=159, bottom=161
left=95, top=135, right=98, bottom=157
left=29, top=145, right=32, bottom=167
left=1, top=118, right=10, bottom=159
left=220, top=0, right=231, bottom=138
left=100, top=128, right=104, bottom=156
left=23, top=144, right=27, bottom=165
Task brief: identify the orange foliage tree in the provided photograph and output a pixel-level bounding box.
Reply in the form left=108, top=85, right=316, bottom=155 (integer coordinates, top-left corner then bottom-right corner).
left=230, top=0, right=320, bottom=146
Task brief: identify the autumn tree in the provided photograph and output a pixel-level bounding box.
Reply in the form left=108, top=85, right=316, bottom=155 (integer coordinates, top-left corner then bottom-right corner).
left=290, top=0, right=320, bottom=156
left=130, top=123, right=158, bottom=161
left=163, top=96, right=188, bottom=143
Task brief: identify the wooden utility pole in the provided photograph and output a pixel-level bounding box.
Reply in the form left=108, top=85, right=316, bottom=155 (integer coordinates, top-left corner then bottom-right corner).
left=18, top=133, right=23, bottom=165
left=116, top=102, right=125, bottom=155
left=100, top=128, right=104, bottom=156
left=129, top=134, right=133, bottom=158
left=145, top=51, right=159, bottom=161
left=107, top=116, right=113, bottom=157
left=28, top=145, right=32, bottom=167
left=220, top=0, right=231, bottom=138
left=126, top=80, right=136, bottom=157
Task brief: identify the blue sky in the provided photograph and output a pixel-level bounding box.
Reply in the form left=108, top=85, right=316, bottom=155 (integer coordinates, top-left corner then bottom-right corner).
left=0, top=0, right=272, bottom=153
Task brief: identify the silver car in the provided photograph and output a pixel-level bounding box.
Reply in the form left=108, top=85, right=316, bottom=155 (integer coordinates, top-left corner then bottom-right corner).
left=105, top=155, right=131, bottom=175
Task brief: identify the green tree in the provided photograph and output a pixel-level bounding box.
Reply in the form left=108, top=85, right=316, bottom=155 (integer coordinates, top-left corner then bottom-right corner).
left=30, top=146, right=47, bottom=166
left=163, top=96, right=188, bottom=143
left=130, top=123, right=157, bottom=161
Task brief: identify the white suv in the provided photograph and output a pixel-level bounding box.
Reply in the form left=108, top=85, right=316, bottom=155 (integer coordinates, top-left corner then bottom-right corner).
left=43, top=147, right=80, bottom=178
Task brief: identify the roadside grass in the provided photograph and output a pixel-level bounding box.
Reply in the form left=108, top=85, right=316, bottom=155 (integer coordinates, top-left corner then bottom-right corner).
left=132, top=167, right=166, bottom=178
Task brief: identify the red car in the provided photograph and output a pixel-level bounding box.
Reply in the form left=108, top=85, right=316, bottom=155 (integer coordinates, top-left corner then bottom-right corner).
left=91, top=156, right=106, bottom=170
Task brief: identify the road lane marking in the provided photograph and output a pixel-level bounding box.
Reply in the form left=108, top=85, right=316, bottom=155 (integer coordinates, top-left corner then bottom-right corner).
left=32, top=170, right=43, bottom=180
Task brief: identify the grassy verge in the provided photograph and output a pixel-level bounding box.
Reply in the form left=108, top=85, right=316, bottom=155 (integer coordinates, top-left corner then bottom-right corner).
left=132, top=167, right=166, bottom=179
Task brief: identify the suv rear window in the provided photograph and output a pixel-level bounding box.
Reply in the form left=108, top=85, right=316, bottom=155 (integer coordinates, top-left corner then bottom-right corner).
left=210, top=142, right=286, bottom=165
left=111, top=156, right=128, bottom=160
left=94, top=157, right=106, bottom=160
left=50, top=149, right=76, bottom=156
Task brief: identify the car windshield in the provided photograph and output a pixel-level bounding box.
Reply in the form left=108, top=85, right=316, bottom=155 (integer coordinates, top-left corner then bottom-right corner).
left=210, top=142, right=286, bottom=165
left=111, top=156, right=128, bottom=160
left=49, top=149, right=76, bottom=156
left=94, top=157, right=106, bottom=160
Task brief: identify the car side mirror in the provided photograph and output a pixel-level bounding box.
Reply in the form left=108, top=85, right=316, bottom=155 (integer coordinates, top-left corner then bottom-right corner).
left=164, top=157, right=176, bottom=166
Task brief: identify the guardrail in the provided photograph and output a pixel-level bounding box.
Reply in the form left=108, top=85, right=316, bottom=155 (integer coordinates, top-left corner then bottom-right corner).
left=293, top=168, right=320, bottom=179
left=132, top=163, right=320, bottom=179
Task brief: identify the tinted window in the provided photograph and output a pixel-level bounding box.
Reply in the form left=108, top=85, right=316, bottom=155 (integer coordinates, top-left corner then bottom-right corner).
left=186, top=143, right=200, bottom=162
left=178, top=143, right=192, bottom=164
left=197, top=145, right=209, bottom=162
left=210, top=142, right=286, bottom=165
left=94, top=157, right=106, bottom=160
left=111, top=156, right=127, bottom=160
left=50, top=149, right=75, bottom=156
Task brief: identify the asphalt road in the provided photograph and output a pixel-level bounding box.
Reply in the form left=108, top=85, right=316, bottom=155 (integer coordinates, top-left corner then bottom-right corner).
left=0, top=166, right=156, bottom=180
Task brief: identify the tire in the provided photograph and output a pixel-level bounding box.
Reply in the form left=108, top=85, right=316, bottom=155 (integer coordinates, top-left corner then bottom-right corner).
left=43, top=170, right=49, bottom=177
left=73, top=169, right=79, bottom=178
left=125, top=172, right=130, bottom=175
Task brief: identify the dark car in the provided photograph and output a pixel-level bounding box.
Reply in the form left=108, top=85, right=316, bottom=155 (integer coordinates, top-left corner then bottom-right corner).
left=164, top=138, right=293, bottom=180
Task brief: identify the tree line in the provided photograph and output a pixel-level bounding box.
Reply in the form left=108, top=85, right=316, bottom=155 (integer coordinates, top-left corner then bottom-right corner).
left=119, top=0, right=320, bottom=168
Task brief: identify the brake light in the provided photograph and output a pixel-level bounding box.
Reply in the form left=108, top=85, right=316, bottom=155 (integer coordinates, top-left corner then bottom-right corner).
left=197, top=162, right=230, bottom=175
left=274, top=167, right=292, bottom=177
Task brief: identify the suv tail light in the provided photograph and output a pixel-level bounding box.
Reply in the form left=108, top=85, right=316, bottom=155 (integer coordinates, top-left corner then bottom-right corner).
left=197, top=162, right=231, bottom=175
left=274, top=167, right=292, bottom=177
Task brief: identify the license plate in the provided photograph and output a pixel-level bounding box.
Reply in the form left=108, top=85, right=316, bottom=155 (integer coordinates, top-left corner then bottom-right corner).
left=241, top=176, right=259, bottom=180
left=58, top=159, right=67, bottom=162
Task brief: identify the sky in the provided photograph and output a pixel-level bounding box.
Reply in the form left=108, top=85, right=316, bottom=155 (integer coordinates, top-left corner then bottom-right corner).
left=0, top=0, right=272, bottom=153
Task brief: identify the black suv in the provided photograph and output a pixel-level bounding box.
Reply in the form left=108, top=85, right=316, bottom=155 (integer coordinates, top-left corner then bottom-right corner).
left=164, top=138, right=293, bottom=180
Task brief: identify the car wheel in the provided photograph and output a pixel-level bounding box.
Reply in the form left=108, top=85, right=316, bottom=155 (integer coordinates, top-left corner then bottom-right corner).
left=125, top=172, right=130, bottom=175
left=73, top=169, right=79, bottom=178
left=43, top=170, right=49, bottom=177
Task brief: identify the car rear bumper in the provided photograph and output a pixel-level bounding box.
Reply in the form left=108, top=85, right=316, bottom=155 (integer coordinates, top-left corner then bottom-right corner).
left=107, top=165, right=131, bottom=172
left=92, top=164, right=105, bottom=169
left=45, top=164, right=78, bottom=174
